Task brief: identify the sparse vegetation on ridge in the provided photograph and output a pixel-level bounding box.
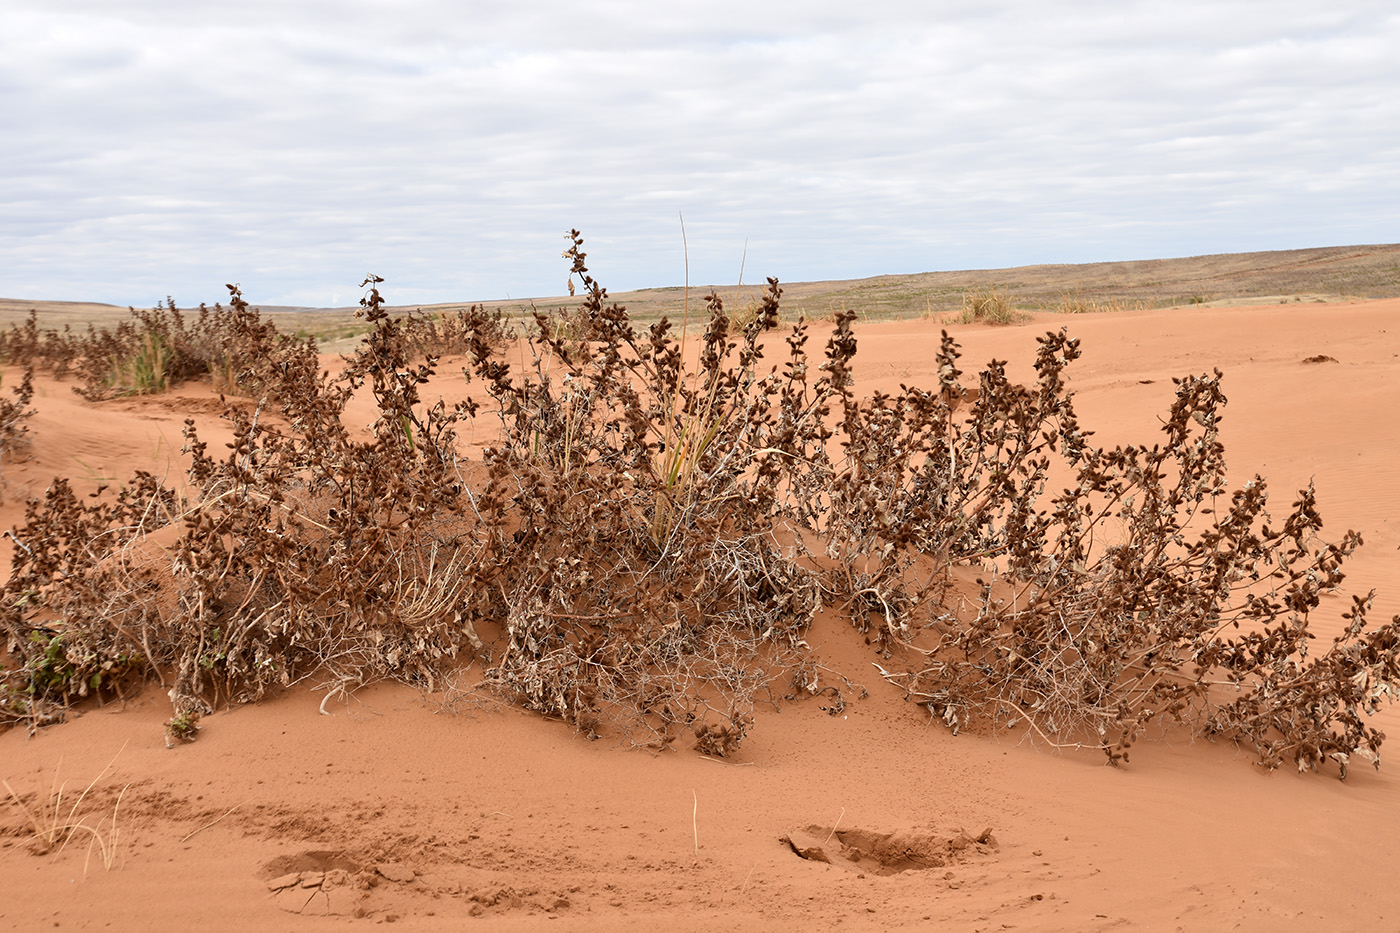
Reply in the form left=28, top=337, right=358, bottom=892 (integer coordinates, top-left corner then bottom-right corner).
left=1, top=232, right=1398, bottom=778
left=1055, top=288, right=1150, bottom=314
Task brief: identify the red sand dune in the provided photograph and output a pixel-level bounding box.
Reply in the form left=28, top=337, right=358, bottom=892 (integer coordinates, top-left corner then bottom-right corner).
left=3, top=299, right=1399, bottom=931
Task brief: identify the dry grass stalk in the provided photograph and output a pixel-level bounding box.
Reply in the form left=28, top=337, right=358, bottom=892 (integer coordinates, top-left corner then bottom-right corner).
left=2, top=744, right=129, bottom=872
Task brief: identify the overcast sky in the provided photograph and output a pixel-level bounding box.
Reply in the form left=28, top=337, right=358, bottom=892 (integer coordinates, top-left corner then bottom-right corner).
left=2, top=1, right=1396, bottom=308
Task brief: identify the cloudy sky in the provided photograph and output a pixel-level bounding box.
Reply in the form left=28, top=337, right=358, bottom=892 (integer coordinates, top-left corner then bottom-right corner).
left=2, top=1, right=1396, bottom=308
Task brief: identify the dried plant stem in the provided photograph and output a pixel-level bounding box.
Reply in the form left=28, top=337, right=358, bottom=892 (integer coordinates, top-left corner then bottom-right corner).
left=822, top=807, right=846, bottom=846
left=2, top=742, right=129, bottom=861
left=180, top=801, right=245, bottom=843
left=739, top=861, right=758, bottom=893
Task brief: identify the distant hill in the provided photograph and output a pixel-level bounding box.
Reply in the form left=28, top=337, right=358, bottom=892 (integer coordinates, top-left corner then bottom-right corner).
left=5, top=243, right=1398, bottom=338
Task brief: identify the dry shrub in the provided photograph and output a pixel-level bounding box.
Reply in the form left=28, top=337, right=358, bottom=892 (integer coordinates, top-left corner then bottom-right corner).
left=879, top=365, right=1395, bottom=775
left=0, top=278, right=475, bottom=728
left=3, top=232, right=1399, bottom=777
left=400, top=305, right=514, bottom=361
left=0, top=290, right=319, bottom=401
left=724, top=299, right=765, bottom=331
left=952, top=287, right=1026, bottom=325
left=0, top=313, right=82, bottom=380
left=0, top=366, right=35, bottom=489
left=461, top=232, right=834, bottom=745
left=536, top=303, right=604, bottom=361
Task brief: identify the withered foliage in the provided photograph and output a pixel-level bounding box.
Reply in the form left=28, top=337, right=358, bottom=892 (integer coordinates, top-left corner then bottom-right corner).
left=884, top=366, right=1393, bottom=777
left=2, top=232, right=1398, bottom=778
left=0, top=290, right=318, bottom=400
left=398, top=304, right=514, bottom=362
left=0, top=365, right=35, bottom=485
left=0, top=313, right=79, bottom=381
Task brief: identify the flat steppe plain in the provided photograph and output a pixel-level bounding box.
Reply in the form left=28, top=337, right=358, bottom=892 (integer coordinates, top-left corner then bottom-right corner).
left=5, top=242, right=1398, bottom=346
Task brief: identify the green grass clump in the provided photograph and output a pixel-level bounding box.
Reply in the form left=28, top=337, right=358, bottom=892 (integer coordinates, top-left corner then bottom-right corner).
left=107, top=332, right=170, bottom=395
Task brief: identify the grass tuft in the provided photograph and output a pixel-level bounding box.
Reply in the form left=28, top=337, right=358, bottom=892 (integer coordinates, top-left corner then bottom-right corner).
left=108, top=331, right=170, bottom=395
left=2, top=745, right=129, bottom=873
left=950, top=287, right=1027, bottom=325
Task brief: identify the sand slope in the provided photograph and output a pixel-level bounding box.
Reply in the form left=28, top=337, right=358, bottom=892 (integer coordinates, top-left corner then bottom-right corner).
left=3, top=299, right=1398, bottom=931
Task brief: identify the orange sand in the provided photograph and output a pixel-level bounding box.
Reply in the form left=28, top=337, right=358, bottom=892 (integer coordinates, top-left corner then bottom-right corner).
left=3, top=299, right=1398, bottom=931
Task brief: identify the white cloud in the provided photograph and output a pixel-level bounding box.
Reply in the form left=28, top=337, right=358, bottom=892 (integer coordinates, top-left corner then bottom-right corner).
left=1, top=0, right=1396, bottom=306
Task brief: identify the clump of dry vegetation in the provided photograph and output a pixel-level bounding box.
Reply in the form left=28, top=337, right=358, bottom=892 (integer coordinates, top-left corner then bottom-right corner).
left=1054, top=288, right=1150, bottom=314
left=398, top=305, right=514, bottom=361
left=1, top=231, right=1397, bottom=778
left=0, top=290, right=320, bottom=400
left=3, top=747, right=129, bottom=871
left=951, top=287, right=1027, bottom=325
left=0, top=365, right=35, bottom=489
